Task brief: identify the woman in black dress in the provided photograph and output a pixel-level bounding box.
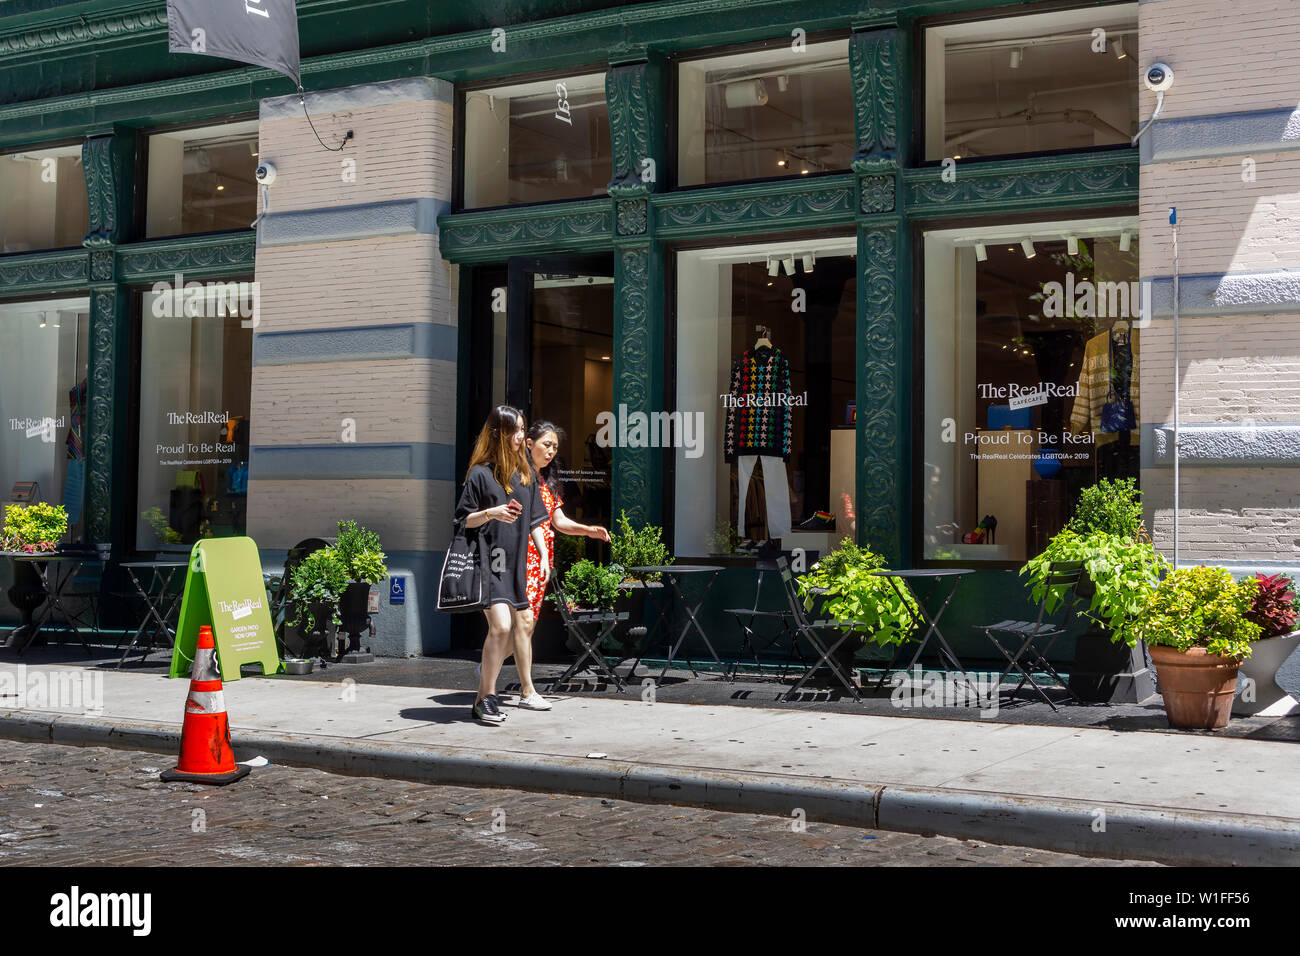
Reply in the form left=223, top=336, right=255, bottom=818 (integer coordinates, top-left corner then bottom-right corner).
left=455, top=405, right=550, bottom=725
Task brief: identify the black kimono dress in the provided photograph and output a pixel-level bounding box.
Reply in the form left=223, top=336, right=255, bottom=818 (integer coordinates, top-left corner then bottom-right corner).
left=454, top=465, right=546, bottom=610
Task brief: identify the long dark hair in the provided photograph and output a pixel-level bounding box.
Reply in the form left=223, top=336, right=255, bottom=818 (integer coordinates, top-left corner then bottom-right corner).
left=527, top=420, right=566, bottom=498
left=467, top=405, right=532, bottom=494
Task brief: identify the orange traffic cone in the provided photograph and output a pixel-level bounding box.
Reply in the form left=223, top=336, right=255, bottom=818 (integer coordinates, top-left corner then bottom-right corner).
left=160, top=625, right=251, bottom=785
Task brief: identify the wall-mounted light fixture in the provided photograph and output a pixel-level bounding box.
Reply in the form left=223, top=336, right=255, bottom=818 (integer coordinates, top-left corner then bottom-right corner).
left=975, top=243, right=988, bottom=262
left=1020, top=238, right=1036, bottom=259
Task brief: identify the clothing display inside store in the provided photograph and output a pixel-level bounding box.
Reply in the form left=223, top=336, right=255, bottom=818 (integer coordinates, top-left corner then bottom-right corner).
left=726, top=327, right=793, bottom=541
left=921, top=223, right=1142, bottom=562
left=1070, top=322, right=1140, bottom=480
left=674, top=245, right=857, bottom=560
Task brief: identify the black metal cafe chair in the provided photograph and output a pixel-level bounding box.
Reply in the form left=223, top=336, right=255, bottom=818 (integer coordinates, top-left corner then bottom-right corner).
left=724, top=558, right=804, bottom=682
left=547, top=577, right=629, bottom=692
left=775, top=556, right=865, bottom=702
left=975, top=560, right=1086, bottom=711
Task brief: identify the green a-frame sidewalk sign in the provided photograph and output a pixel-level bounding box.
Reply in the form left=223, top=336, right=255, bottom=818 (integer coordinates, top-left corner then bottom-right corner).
left=169, top=537, right=281, bottom=681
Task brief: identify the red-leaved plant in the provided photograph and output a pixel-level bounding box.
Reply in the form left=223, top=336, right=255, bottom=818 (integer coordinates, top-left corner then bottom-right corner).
left=1246, top=574, right=1299, bottom=638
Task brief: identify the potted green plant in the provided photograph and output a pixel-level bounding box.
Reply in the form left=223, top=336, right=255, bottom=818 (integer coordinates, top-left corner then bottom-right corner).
left=608, top=510, right=672, bottom=650
left=795, top=538, right=917, bottom=679
left=1022, top=479, right=1166, bottom=702
left=286, top=546, right=349, bottom=650
left=332, top=520, right=388, bottom=655
left=1118, top=565, right=1259, bottom=729
left=1, top=503, right=69, bottom=648
left=1234, top=573, right=1300, bottom=716
left=0, top=502, right=68, bottom=554
left=555, top=559, right=623, bottom=612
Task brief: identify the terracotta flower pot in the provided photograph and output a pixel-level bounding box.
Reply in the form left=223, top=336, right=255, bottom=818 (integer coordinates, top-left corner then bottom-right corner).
left=1149, top=645, right=1241, bottom=730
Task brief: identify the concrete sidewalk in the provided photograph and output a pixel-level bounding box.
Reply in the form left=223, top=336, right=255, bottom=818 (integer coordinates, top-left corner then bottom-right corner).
left=1, top=661, right=1297, bottom=865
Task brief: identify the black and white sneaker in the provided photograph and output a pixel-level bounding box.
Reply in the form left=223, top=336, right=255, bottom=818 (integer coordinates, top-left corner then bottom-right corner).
left=472, top=695, right=507, bottom=725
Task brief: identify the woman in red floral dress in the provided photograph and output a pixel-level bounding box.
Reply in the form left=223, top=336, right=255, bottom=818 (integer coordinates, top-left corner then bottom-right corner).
left=516, top=421, right=610, bottom=710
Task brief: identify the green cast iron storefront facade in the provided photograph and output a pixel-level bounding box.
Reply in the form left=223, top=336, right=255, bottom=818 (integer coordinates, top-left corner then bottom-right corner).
left=0, top=0, right=1138, bottom=661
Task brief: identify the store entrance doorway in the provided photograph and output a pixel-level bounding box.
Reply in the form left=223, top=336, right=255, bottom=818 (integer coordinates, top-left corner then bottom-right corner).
left=504, top=254, right=615, bottom=552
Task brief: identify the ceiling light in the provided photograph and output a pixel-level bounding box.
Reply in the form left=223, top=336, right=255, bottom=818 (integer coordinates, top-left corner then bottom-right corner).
left=601, top=355, right=611, bottom=361
left=1021, top=238, right=1036, bottom=259
left=1119, top=230, right=1132, bottom=252
left=782, top=256, right=796, bottom=276
left=724, top=79, right=768, bottom=109
left=39, top=313, right=47, bottom=328
left=1114, top=37, right=1126, bottom=60
left=767, top=258, right=780, bottom=277
left=777, top=75, right=790, bottom=93
left=802, top=252, right=815, bottom=273
left=952, top=154, right=962, bottom=160
left=800, top=168, right=810, bottom=175
left=216, top=184, right=225, bottom=191
left=1010, top=48, right=1023, bottom=69
left=975, top=243, right=987, bottom=262
left=1067, top=236, right=1079, bottom=255
left=777, top=155, right=787, bottom=167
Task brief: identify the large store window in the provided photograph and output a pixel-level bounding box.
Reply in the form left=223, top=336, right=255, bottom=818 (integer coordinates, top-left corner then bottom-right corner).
left=924, top=4, right=1138, bottom=161
left=675, top=237, right=857, bottom=560
left=677, top=39, right=852, bottom=187
left=922, top=215, right=1142, bottom=563
left=463, top=74, right=611, bottom=208
left=0, top=145, right=89, bottom=254
left=136, top=287, right=253, bottom=549
left=0, top=298, right=90, bottom=537
left=146, top=121, right=260, bottom=238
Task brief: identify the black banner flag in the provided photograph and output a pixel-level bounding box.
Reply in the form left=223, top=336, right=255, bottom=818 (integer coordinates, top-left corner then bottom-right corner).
left=167, top=0, right=301, bottom=87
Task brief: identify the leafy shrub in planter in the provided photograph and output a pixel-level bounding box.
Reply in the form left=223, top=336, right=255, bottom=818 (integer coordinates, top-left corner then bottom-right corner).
left=796, top=538, right=917, bottom=647
left=556, top=559, right=623, bottom=611
left=288, top=547, right=350, bottom=628
left=0, top=503, right=68, bottom=553
left=334, top=520, right=387, bottom=583
left=610, top=511, right=672, bottom=581
left=1023, top=479, right=1166, bottom=642
left=1023, top=529, right=1167, bottom=638
left=1065, top=478, right=1144, bottom=539
left=1118, top=565, right=1259, bottom=661
left=1246, top=573, right=1298, bottom=638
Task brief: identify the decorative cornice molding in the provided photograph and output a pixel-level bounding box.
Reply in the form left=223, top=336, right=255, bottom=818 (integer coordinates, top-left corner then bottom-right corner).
left=117, top=233, right=256, bottom=282
left=438, top=201, right=612, bottom=262
left=902, top=152, right=1139, bottom=217
left=0, top=249, right=89, bottom=293
left=0, top=8, right=165, bottom=57
left=654, top=177, right=855, bottom=239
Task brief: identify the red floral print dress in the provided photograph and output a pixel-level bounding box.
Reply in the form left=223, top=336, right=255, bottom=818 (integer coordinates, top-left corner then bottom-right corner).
left=526, top=482, right=560, bottom=616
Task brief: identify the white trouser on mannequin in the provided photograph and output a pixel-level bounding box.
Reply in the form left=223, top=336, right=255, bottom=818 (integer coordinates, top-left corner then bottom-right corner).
left=736, top=455, right=792, bottom=540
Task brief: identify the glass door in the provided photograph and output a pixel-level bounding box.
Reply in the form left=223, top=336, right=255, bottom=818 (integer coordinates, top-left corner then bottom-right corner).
left=503, top=255, right=615, bottom=552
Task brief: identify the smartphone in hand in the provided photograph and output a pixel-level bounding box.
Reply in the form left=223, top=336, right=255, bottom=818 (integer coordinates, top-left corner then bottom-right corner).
left=507, top=499, right=523, bottom=514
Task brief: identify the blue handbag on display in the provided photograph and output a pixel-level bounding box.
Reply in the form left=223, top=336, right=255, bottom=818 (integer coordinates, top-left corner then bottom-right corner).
left=1100, top=331, right=1136, bottom=433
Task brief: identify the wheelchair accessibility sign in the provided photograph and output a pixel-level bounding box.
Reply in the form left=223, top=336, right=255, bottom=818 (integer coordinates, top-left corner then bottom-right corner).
left=389, top=576, right=406, bottom=605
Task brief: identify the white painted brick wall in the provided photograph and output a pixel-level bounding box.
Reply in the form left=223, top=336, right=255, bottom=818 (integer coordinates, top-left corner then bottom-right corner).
left=1143, top=468, right=1300, bottom=563
left=259, top=98, right=453, bottom=211
left=1139, top=313, right=1300, bottom=422
left=1139, top=0, right=1300, bottom=121
left=248, top=478, right=455, bottom=552
left=1139, top=155, right=1300, bottom=276
left=253, top=234, right=450, bottom=334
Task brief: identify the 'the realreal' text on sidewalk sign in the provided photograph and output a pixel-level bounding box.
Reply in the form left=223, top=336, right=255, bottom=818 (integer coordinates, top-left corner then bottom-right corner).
left=169, top=537, right=280, bottom=681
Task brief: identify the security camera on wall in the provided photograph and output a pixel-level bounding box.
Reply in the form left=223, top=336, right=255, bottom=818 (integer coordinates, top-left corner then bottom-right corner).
left=254, top=161, right=278, bottom=185
left=1144, top=63, right=1174, bottom=93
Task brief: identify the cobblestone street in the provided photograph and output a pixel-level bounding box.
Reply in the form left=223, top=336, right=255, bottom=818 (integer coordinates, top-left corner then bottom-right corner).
left=0, top=740, right=1160, bottom=866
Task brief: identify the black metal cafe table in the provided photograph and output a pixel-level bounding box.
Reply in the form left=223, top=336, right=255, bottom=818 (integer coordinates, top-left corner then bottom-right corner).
left=117, top=559, right=189, bottom=667
left=869, top=568, right=981, bottom=698
left=1, top=551, right=100, bottom=654
left=626, top=565, right=725, bottom=683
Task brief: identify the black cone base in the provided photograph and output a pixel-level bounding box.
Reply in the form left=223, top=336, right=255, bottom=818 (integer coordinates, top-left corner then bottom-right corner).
left=160, top=765, right=252, bottom=786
